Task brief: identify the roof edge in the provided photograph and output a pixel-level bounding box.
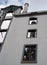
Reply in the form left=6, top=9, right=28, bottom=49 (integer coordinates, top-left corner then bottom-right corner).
left=1, top=5, right=23, bottom=10
left=14, top=10, right=47, bottom=17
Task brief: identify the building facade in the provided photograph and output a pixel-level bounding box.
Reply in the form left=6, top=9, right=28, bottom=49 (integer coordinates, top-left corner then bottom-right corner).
left=0, top=4, right=47, bottom=65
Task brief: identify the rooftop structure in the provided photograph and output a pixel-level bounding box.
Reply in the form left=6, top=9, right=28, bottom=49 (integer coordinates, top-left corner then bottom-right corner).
left=22, top=3, right=29, bottom=13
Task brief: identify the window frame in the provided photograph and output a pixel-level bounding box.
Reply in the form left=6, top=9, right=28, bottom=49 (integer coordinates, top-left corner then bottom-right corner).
left=21, top=44, right=37, bottom=63
left=28, top=17, right=38, bottom=25
left=26, top=29, right=37, bottom=38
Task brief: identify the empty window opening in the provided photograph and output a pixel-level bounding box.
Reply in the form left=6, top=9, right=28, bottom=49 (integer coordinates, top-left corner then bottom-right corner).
left=1, top=20, right=11, bottom=29
left=27, top=29, right=37, bottom=38
left=21, top=44, right=37, bottom=63
left=5, top=13, right=13, bottom=17
left=29, top=17, right=37, bottom=25
left=0, top=13, right=12, bottom=43
left=0, top=19, right=11, bottom=43
left=0, top=32, right=6, bottom=43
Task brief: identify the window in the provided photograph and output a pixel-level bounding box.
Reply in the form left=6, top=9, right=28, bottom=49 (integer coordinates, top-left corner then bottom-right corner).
left=0, top=19, right=11, bottom=43
left=21, top=44, right=37, bottom=63
left=0, top=32, right=6, bottom=43
left=1, top=20, right=11, bottom=29
left=29, top=17, right=37, bottom=25
left=5, top=13, right=13, bottom=19
left=27, top=29, right=37, bottom=38
left=0, top=14, right=12, bottom=43
left=5, top=13, right=13, bottom=17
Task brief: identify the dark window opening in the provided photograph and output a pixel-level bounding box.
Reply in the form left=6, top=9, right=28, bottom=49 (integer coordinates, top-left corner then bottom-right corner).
left=21, top=44, right=37, bottom=63
left=27, top=29, right=37, bottom=38
left=29, top=17, right=37, bottom=25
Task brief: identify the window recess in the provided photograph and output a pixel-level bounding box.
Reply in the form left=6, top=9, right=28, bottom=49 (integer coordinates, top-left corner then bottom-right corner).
left=1, top=20, right=11, bottom=29
left=5, top=13, right=13, bottom=17
left=27, top=29, right=37, bottom=38
left=29, top=17, right=37, bottom=25
left=21, top=44, right=37, bottom=63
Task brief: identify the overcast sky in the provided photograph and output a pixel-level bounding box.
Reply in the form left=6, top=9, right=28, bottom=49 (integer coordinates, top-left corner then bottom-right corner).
left=0, top=0, right=47, bottom=12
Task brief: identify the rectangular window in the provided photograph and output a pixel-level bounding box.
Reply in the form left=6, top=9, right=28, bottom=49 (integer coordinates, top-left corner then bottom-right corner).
left=1, top=20, right=11, bottom=29
left=29, top=17, right=37, bottom=25
left=0, top=32, right=6, bottom=43
left=5, top=13, right=13, bottom=17
left=21, top=44, right=37, bottom=63
left=0, top=15, right=12, bottom=43
left=27, top=29, right=37, bottom=38
left=5, top=13, right=13, bottom=19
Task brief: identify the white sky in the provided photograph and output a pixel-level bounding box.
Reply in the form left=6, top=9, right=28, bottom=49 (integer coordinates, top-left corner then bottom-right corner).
left=0, top=0, right=47, bottom=12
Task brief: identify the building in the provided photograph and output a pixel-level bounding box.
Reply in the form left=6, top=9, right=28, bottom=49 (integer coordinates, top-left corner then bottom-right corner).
left=0, top=3, right=47, bottom=65
left=0, top=5, right=22, bottom=54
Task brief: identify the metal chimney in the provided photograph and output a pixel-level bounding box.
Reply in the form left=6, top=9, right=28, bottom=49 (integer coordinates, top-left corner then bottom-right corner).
left=22, top=3, right=29, bottom=14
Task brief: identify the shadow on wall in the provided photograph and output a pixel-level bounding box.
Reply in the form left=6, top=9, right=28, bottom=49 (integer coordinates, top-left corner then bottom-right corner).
left=0, top=43, right=3, bottom=52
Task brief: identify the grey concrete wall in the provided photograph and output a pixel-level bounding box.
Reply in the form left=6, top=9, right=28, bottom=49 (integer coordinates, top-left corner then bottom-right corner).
left=0, top=14, right=47, bottom=65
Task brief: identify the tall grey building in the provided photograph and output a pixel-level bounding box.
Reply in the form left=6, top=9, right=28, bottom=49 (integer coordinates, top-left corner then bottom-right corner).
left=0, top=3, right=47, bottom=65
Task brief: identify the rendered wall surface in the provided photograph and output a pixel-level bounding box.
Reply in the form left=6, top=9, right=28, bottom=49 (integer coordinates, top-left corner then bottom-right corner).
left=0, top=15, right=47, bottom=65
